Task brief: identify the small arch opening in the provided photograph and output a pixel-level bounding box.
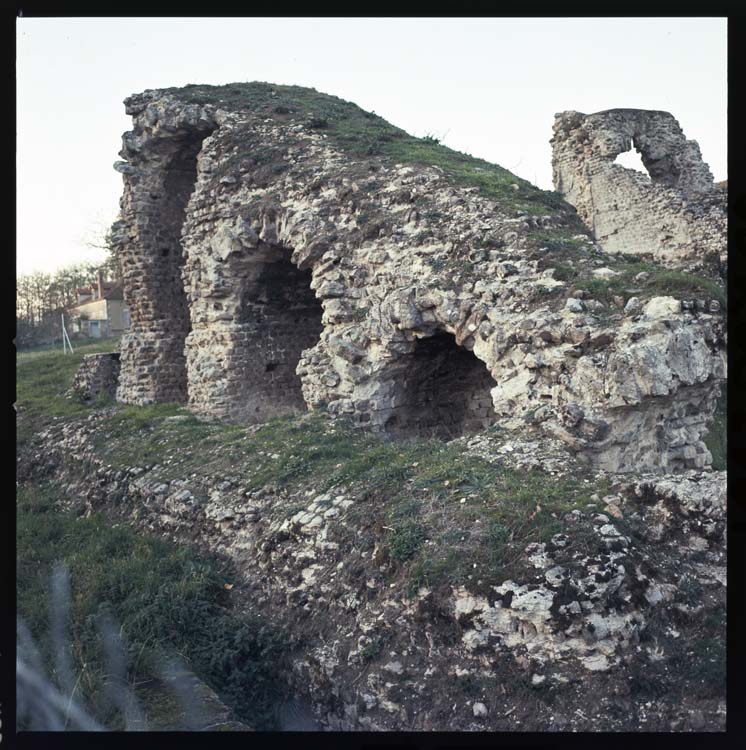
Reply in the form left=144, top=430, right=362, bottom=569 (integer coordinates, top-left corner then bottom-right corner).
left=385, top=331, right=498, bottom=440
left=613, top=147, right=650, bottom=177
left=234, top=249, right=324, bottom=421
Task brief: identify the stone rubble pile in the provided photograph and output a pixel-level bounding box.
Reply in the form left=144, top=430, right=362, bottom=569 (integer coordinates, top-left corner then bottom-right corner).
left=26, top=413, right=726, bottom=731
left=70, top=352, right=120, bottom=403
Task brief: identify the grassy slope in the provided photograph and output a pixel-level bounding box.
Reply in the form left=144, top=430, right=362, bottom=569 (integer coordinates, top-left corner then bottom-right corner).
left=163, top=81, right=572, bottom=215
left=16, top=339, right=288, bottom=730
left=16, top=337, right=609, bottom=612
left=94, top=408, right=615, bottom=591
left=17, top=329, right=726, bottom=600
left=17, top=482, right=286, bottom=729
left=17, top=331, right=727, bottom=728
left=525, top=231, right=726, bottom=309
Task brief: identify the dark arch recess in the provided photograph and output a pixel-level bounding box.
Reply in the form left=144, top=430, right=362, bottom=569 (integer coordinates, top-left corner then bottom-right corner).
left=232, top=249, right=324, bottom=421
left=384, top=330, right=498, bottom=440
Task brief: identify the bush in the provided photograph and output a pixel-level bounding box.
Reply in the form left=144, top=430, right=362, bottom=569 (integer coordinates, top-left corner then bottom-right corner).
left=389, top=521, right=426, bottom=562
left=16, top=481, right=289, bottom=729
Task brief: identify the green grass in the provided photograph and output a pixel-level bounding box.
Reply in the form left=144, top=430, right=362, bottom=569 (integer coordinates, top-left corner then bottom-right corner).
left=164, top=81, right=574, bottom=215
left=16, top=480, right=289, bottom=729
left=389, top=521, right=427, bottom=562
left=528, top=231, right=726, bottom=307
left=400, top=463, right=609, bottom=594
left=15, top=336, right=122, bottom=449
left=580, top=260, right=726, bottom=306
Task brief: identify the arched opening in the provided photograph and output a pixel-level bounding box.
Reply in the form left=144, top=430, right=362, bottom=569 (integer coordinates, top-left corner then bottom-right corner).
left=384, top=331, right=498, bottom=440
left=613, top=147, right=650, bottom=177
left=233, top=248, right=324, bottom=421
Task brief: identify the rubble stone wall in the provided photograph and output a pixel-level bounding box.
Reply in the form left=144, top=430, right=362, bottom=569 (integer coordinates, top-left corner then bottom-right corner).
left=109, top=89, right=726, bottom=472
left=70, top=352, right=121, bottom=402
left=551, top=109, right=726, bottom=269
left=111, top=98, right=217, bottom=405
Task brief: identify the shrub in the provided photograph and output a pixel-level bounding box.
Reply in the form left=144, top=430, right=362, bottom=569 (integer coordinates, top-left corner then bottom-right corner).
left=17, top=481, right=289, bottom=729
left=389, top=521, right=426, bottom=562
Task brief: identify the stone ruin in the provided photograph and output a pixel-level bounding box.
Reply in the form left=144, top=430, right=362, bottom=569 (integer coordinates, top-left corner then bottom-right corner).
left=70, top=352, right=120, bottom=403
left=103, top=85, right=726, bottom=473
left=551, top=109, right=727, bottom=271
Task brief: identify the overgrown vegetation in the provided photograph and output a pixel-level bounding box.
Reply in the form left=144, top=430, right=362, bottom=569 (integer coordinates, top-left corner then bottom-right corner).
left=529, top=229, right=726, bottom=307
left=165, top=81, right=572, bottom=215
left=17, top=480, right=289, bottom=729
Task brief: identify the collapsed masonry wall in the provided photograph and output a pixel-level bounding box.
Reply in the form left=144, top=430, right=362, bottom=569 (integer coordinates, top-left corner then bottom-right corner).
left=551, top=109, right=726, bottom=269
left=70, top=353, right=121, bottom=403
left=110, top=87, right=726, bottom=472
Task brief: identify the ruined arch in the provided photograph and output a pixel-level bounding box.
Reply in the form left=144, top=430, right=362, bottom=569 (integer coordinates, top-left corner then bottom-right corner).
left=184, top=235, right=325, bottom=423
left=233, top=245, right=324, bottom=420
left=551, top=108, right=722, bottom=264
left=116, top=126, right=216, bottom=405
left=382, top=330, right=498, bottom=440
left=611, top=131, right=684, bottom=188
left=613, top=143, right=650, bottom=177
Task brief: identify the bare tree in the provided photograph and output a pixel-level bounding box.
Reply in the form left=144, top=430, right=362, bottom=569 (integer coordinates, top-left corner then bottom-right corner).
left=16, top=261, right=107, bottom=346
left=84, top=222, right=122, bottom=283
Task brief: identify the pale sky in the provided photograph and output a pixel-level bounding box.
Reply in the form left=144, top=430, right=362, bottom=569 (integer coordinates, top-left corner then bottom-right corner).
left=17, top=17, right=727, bottom=275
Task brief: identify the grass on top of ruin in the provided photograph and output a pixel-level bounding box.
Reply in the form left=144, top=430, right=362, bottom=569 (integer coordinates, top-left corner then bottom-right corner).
left=581, top=260, right=726, bottom=307
left=166, top=81, right=571, bottom=216
left=529, top=229, right=726, bottom=308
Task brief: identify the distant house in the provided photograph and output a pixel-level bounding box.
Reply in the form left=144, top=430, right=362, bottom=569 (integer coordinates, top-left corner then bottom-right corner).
left=68, top=271, right=130, bottom=338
